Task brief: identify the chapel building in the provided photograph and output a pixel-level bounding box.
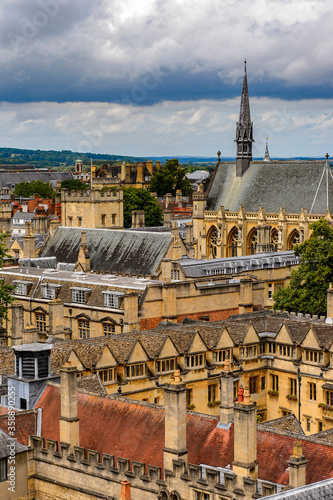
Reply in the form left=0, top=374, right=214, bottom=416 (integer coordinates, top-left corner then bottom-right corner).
left=192, top=61, right=333, bottom=260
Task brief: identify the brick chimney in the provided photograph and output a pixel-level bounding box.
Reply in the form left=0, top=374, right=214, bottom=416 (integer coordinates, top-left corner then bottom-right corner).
left=59, top=362, right=80, bottom=447
left=120, top=480, right=131, bottom=500
left=163, top=369, right=188, bottom=471
left=287, top=442, right=307, bottom=489
left=232, top=386, right=258, bottom=481
left=219, top=358, right=234, bottom=427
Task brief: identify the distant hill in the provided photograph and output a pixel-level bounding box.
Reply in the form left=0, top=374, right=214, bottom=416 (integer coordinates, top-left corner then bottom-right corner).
left=0, top=147, right=328, bottom=171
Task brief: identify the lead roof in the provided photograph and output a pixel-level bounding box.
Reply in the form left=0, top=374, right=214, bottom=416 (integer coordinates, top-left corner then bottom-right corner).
left=39, top=227, right=172, bottom=275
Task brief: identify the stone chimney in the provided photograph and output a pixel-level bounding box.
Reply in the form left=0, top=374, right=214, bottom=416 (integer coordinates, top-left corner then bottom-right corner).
left=219, top=358, right=234, bottom=427
left=136, top=163, right=144, bottom=184
left=76, top=231, right=90, bottom=272
left=156, top=160, right=161, bottom=170
left=120, top=481, right=131, bottom=500
left=10, top=302, right=24, bottom=346
left=163, top=211, right=172, bottom=228
left=131, top=210, right=145, bottom=228
left=49, top=300, right=64, bottom=336
left=160, top=258, right=171, bottom=282
left=328, top=283, right=333, bottom=319
left=238, top=278, right=253, bottom=315
left=22, top=324, right=39, bottom=344
left=59, top=362, right=80, bottom=447
left=176, top=190, right=182, bottom=207
left=49, top=218, right=61, bottom=236
left=163, top=369, right=188, bottom=471
left=23, top=222, right=36, bottom=259
left=146, top=160, right=153, bottom=175
left=287, top=442, right=308, bottom=489
left=232, top=386, right=258, bottom=481
left=165, top=193, right=172, bottom=209
left=120, top=161, right=126, bottom=181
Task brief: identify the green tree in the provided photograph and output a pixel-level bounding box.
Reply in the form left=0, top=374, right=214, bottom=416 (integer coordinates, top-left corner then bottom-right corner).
left=123, top=187, right=162, bottom=228
left=273, top=219, right=333, bottom=315
left=14, top=180, right=55, bottom=199
left=149, top=158, right=191, bottom=197
left=0, top=235, right=15, bottom=319
left=60, top=179, right=88, bottom=191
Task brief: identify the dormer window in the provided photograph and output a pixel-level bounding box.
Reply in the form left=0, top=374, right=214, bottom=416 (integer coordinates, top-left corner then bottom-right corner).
left=305, top=349, right=323, bottom=364
left=103, top=291, right=124, bottom=308
left=71, top=287, right=91, bottom=304
left=185, top=353, right=205, bottom=369
left=13, top=280, right=33, bottom=296
left=41, top=283, right=61, bottom=300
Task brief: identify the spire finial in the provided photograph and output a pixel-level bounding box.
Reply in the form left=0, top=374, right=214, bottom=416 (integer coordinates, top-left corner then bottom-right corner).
left=326, top=153, right=329, bottom=160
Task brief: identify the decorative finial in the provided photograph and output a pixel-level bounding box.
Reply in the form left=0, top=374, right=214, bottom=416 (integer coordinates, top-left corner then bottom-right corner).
left=326, top=153, right=329, bottom=160
left=217, top=150, right=221, bottom=161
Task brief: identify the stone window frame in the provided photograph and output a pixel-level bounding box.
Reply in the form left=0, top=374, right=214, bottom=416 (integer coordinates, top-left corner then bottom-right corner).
left=155, top=357, right=176, bottom=374
left=70, top=287, right=92, bottom=304
left=13, top=280, right=33, bottom=296
left=103, top=291, right=124, bottom=309
left=41, top=283, right=61, bottom=300
left=184, top=353, right=205, bottom=370
left=213, top=349, right=232, bottom=364
left=78, top=319, right=90, bottom=339
left=98, top=368, right=115, bottom=383
left=125, top=362, right=147, bottom=379
left=0, top=458, right=7, bottom=482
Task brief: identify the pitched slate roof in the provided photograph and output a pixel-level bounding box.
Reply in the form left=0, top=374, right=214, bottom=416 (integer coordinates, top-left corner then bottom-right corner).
left=39, top=227, right=172, bottom=275
left=207, top=160, right=333, bottom=213
left=32, top=384, right=333, bottom=486
left=0, top=170, right=72, bottom=189
left=265, top=478, right=333, bottom=499
left=0, top=429, right=27, bottom=458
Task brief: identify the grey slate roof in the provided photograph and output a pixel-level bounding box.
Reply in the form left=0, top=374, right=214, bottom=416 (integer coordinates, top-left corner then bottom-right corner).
left=0, top=429, right=27, bottom=458
left=0, top=170, right=72, bottom=189
left=207, top=160, right=333, bottom=213
left=39, top=227, right=172, bottom=275
left=179, top=251, right=300, bottom=278
left=265, top=478, right=333, bottom=499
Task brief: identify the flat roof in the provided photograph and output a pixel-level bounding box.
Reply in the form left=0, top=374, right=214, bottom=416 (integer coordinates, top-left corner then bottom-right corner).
left=0, top=267, right=161, bottom=291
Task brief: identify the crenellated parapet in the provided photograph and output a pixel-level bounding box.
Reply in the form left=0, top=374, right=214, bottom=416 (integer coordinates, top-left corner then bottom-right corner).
left=27, top=436, right=279, bottom=499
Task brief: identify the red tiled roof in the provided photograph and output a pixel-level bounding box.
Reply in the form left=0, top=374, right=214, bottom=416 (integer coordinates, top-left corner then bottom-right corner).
left=7, top=385, right=331, bottom=486
left=0, top=410, right=37, bottom=445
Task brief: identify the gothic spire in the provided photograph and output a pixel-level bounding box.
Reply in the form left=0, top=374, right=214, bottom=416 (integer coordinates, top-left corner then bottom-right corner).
left=235, top=60, right=254, bottom=177
left=263, top=139, right=271, bottom=161
left=239, top=60, right=251, bottom=125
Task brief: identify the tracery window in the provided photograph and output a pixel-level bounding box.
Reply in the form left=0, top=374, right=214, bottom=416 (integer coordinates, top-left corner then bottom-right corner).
left=207, top=227, right=218, bottom=259
left=287, top=230, right=300, bottom=250
left=271, top=229, right=279, bottom=252
left=227, top=226, right=238, bottom=257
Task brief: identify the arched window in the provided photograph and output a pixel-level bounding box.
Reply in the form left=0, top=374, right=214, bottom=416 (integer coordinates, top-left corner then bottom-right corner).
left=227, top=226, right=238, bottom=257
left=271, top=228, right=279, bottom=252
left=158, top=491, right=168, bottom=500
left=287, top=230, right=300, bottom=250
left=207, top=226, right=218, bottom=259
left=247, top=228, right=257, bottom=255
left=169, top=492, right=180, bottom=500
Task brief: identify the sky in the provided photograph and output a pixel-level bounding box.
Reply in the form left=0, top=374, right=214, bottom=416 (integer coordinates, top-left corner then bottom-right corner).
left=1, top=0, right=333, bottom=158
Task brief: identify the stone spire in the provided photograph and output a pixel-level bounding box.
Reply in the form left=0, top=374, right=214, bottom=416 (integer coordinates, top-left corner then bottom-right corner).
left=263, top=140, right=271, bottom=161
left=235, top=60, right=254, bottom=177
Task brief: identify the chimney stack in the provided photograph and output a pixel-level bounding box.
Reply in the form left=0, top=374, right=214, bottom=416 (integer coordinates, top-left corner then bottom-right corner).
left=59, top=362, right=80, bottom=447
left=120, top=480, right=131, bottom=500
left=23, top=221, right=36, bottom=259
left=328, top=283, right=333, bottom=319
left=232, top=386, right=258, bottom=481
left=163, top=369, right=188, bottom=471
left=76, top=231, right=90, bottom=272
left=219, top=358, right=234, bottom=427
left=287, top=442, right=307, bottom=489
left=10, top=302, right=24, bottom=346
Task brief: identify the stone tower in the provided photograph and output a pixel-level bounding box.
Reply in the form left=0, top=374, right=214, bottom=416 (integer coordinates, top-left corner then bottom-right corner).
left=235, top=60, right=254, bottom=177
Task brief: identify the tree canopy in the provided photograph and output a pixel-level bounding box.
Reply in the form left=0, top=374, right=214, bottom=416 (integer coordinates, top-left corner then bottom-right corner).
left=0, top=235, right=15, bottom=319
left=14, top=180, right=55, bottom=199
left=149, top=158, right=191, bottom=197
left=60, top=179, right=88, bottom=191
left=123, top=187, right=163, bottom=228
left=273, top=219, right=333, bottom=315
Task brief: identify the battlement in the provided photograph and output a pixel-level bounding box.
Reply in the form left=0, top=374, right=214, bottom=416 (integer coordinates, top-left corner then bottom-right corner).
left=28, top=436, right=278, bottom=498
left=61, top=188, right=123, bottom=203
